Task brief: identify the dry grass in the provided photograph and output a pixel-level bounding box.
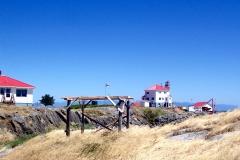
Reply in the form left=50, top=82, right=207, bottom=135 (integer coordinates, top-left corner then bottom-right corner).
left=0, top=104, right=34, bottom=116
left=1, top=108, right=240, bottom=160
left=0, top=129, right=15, bottom=144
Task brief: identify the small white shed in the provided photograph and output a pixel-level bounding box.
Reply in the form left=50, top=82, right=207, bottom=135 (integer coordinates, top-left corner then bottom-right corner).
left=140, top=100, right=149, bottom=107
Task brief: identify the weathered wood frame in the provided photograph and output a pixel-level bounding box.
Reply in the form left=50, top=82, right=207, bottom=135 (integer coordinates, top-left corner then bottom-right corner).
left=62, top=96, right=134, bottom=136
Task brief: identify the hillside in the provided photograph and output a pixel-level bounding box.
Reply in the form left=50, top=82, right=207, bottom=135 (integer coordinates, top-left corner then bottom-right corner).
left=1, top=107, right=240, bottom=160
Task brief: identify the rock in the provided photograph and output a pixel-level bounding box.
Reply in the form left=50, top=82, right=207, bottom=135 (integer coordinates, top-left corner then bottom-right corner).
left=8, top=114, right=35, bottom=135
left=29, top=111, right=50, bottom=133
left=45, top=109, right=62, bottom=127
left=55, top=110, right=67, bottom=123
left=70, top=111, right=81, bottom=123
left=96, top=115, right=116, bottom=125
left=0, top=113, right=6, bottom=119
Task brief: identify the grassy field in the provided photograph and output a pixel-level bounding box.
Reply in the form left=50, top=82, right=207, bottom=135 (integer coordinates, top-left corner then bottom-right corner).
left=1, top=107, right=239, bottom=160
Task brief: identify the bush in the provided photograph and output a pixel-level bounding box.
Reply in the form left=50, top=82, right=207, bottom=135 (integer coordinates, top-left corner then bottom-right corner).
left=143, top=108, right=166, bottom=122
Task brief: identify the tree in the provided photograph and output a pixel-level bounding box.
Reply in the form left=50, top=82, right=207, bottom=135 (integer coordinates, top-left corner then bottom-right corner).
left=39, top=94, right=55, bottom=107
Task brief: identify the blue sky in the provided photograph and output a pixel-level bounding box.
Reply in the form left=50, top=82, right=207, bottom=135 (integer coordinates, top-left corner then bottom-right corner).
left=0, top=0, right=239, bottom=105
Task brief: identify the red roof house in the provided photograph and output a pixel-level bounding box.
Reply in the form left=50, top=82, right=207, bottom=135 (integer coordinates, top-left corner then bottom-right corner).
left=132, top=102, right=141, bottom=107
left=142, top=81, right=173, bottom=107
left=145, top=84, right=168, bottom=91
left=0, top=72, right=35, bottom=106
left=194, top=102, right=212, bottom=112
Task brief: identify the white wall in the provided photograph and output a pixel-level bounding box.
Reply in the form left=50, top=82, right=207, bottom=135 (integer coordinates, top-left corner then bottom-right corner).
left=0, top=87, right=34, bottom=105
left=143, top=90, right=173, bottom=107
left=189, top=106, right=195, bottom=112
left=140, top=101, right=149, bottom=107
left=203, top=104, right=212, bottom=111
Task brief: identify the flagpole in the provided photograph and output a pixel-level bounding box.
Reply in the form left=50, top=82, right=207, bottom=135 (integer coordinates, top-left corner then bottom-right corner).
left=105, top=85, right=106, bottom=105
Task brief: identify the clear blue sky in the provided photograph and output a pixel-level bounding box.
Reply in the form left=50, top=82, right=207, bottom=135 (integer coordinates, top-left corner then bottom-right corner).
left=0, top=0, right=239, bottom=105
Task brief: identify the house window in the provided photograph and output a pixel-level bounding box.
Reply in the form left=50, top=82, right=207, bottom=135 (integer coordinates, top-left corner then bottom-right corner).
left=164, top=92, right=166, bottom=94
left=165, top=97, right=168, bottom=100
left=152, top=97, right=154, bottom=100
left=146, top=98, right=149, bottom=100
left=16, top=89, right=27, bottom=97
left=6, top=88, right=11, bottom=97
left=159, top=98, right=161, bottom=100
left=142, top=98, right=144, bottom=100
left=146, top=92, right=149, bottom=94
left=0, top=88, right=5, bottom=95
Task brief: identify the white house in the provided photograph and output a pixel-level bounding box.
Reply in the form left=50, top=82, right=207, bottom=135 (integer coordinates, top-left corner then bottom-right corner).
left=193, top=102, right=212, bottom=112
left=188, top=105, right=195, bottom=112
left=142, top=81, right=173, bottom=107
left=0, top=71, right=35, bottom=106
left=140, top=100, right=150, bottom=107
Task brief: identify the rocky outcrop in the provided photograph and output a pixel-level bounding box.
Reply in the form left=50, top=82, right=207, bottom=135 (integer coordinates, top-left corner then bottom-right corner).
left=0, top=106, right=204, bottom=136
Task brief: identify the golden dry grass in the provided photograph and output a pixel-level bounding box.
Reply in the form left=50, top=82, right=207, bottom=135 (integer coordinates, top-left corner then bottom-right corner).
left=1, top=108, right=240, bottom=160
left=0, top=128, right=15, bottom=143
left=0, top=104, right=33, bottom=116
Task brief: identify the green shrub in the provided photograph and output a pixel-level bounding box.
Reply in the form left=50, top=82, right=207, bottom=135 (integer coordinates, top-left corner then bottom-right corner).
left=70, top=104, right=112, bottom=109
left=71, top=123, right=96, bottom=130
left=143, top=108, right=166, bottom=122
left=0, top=133, right=38, bottom=148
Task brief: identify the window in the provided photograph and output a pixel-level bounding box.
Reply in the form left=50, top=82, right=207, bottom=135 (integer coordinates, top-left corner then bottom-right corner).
left=146, top=92, right=149, bottom=94
left=164, top=92, right=166, bottom=94
left=0, top=88, right=5, bottom=95
left=142, top=98, right=144, bottom=100
left=159, top=98, right=161, bottom=100
left=152, top=97, right=154, bottom=100
left=165, top=97, right=168, bottom=100
left=146, top=98, right=149, bottom=100
left=16, top=89, right=27, bottom=97
left=6, top=88, right=11, bottom=97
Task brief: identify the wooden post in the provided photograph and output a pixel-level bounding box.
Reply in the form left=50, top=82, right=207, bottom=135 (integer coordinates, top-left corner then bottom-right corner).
left=118, top=101, right=122, bottom=132
left=126, top=100, right=130, bottom=129
left=66, top=100, right=71, bottom=136
left=81, top=101, right=85, bottom=133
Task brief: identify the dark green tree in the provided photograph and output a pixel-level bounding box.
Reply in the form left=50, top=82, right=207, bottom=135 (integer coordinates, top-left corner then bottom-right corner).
left=39, top=94, right=55, bottom=107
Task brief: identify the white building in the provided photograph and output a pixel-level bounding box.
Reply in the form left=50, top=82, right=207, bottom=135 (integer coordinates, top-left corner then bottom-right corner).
left=0, top=71, right=35, bottom=106
left=140, top=100, right=150, bottom=107
left=191, top=102, right=212, bottom=112
left=142, top=81, right=173, bottom=107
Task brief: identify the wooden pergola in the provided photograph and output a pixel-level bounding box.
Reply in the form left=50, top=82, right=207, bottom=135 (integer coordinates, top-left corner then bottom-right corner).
left=61, top=96, right=134, bottom=136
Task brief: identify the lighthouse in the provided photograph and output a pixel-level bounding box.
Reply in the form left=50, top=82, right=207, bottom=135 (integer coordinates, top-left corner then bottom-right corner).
left=165, top=80, right=171, bottom=90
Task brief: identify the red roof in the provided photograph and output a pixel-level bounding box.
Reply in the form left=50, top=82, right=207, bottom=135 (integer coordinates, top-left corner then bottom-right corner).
left=0, top=75, right=35, bottom=88
left=194, top=102, right=207, bottom=108
left=132, top=102, right=141, bottom=107
left=145, top=84, right=168, bottom=91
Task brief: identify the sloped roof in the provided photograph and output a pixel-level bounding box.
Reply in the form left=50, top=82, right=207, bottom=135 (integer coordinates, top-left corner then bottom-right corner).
left=194, top=102, right=207, bottom=108
left=132, top=102, right=141, bottom=107
left=145, top=84, right=168, bottom=91
left=0, top=75, right=35, bottom=88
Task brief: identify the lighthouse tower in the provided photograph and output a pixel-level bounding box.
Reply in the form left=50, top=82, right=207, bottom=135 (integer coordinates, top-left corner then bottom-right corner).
left=165, top=80, right=171, bottom=90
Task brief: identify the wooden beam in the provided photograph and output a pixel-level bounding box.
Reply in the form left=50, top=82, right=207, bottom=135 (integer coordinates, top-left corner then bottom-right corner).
left=79, top=112, right=113, bottom=131
left=118, top=109, right=122, bottom=132
left=81, top=101, right=85, bottom=133
left=96, top=116, right=127, bottom=132
left=66, top=100, right=71, bottom=136
left=61, top=96, right=134, bottom=101
left=84, top=100, right=92, bottom=108
left=66, top=97, right=79, bottom=109
left=126, top=100, right=130, bottom=129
